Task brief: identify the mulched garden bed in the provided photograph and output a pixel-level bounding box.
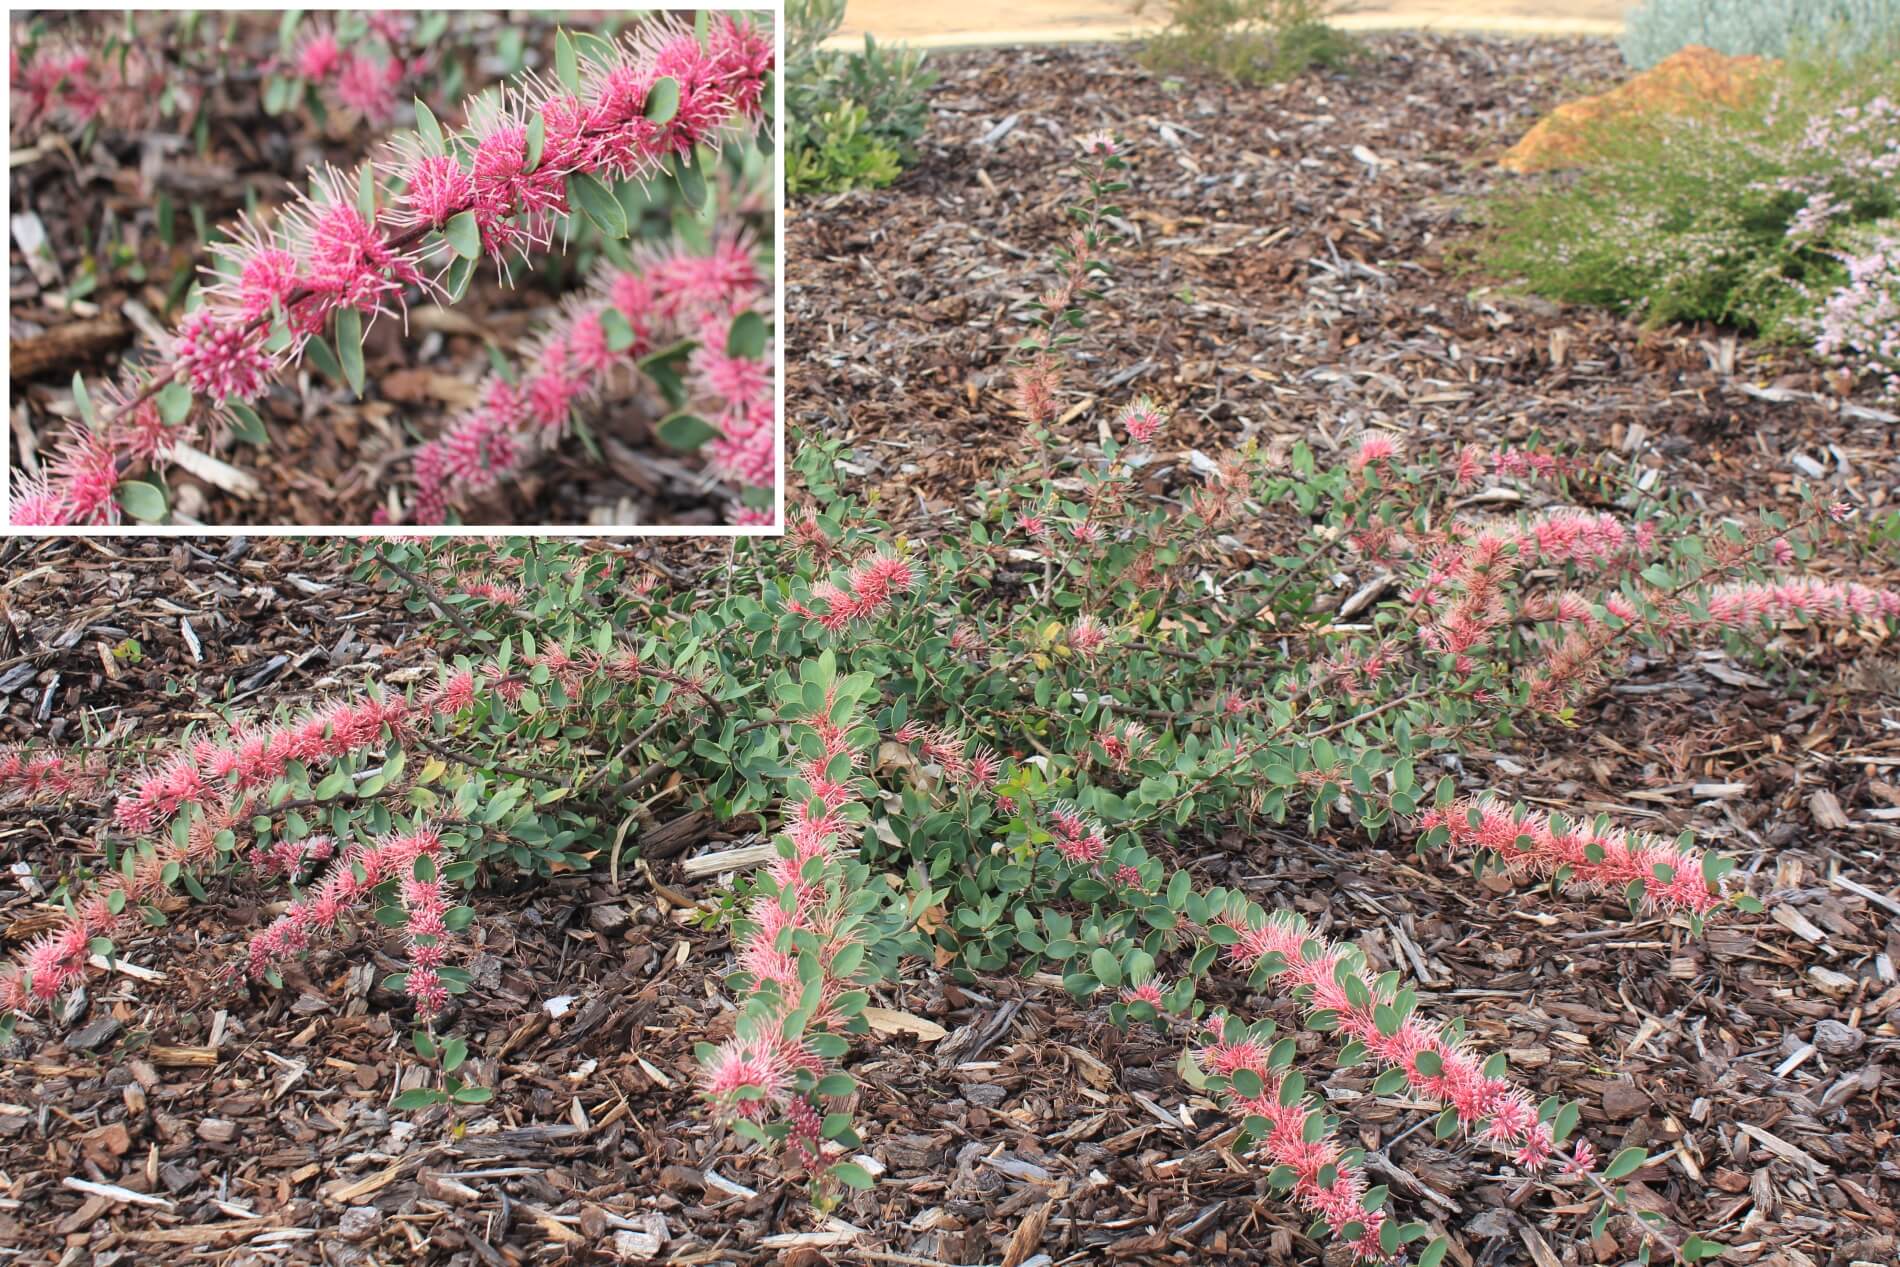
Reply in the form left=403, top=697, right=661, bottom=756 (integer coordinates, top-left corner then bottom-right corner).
left=2, top=33, right=1897, bottom=1267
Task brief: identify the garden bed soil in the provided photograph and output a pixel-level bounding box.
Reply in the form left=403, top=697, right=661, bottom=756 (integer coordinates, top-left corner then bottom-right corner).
left=3, top=34, right=1898, bottom=1267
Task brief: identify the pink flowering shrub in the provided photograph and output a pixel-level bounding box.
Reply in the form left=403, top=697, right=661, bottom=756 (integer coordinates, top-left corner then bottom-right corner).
left=1813, top=225, right=1900, bottom=397
left=7, top=14, right=776, bottom=527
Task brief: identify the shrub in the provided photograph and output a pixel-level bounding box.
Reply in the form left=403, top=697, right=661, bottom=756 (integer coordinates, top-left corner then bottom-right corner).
left=1135, top=0, right=1356, bottom=87
left=1479, top=48, right=1899, bottom=382
left=785, top=0, right=933, bottom=197
left=1620, top=0, right=1900, bottom=69
left=1814, top=221, right=1900, bottom=396
left=6, top=139, right=1891, bottom=1260
left=5, top=14, right=777, bottom=527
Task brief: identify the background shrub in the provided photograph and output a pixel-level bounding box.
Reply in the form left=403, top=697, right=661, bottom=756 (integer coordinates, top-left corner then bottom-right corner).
left=1135, top=0, right=1355, bottom=87
left=1620, top=0, right=1900, bottom=68
left=786, top=0, right=933, bottom=196
left=1479, top=48, right=1899, bottom=361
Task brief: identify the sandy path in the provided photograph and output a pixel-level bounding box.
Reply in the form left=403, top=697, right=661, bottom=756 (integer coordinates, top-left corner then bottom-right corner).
left=834, top=0, right=1627, bottom=46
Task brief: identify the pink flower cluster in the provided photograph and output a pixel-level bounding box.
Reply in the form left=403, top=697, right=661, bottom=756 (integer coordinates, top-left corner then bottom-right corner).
left=1814, top=233, right=1900, bottom=398
left=288, top=20, right=413, bottom=123
left=1421, top=797, right=1728, bottom=917
left=8, top=39, right=172, bottom=137
left=0, top=669, right=482, bottom=1016
left=1049, top=803, right=1109, bottom=863
left=409, top=232, right=772, bottom=524
left=702, top=688, right=870, bottom=1169
left=244, top=825, right=459, bottom=1017
left=0, top=746, right=105, bottom=803
left=1195, top=1014, right=1387, bottom=1261
left=111, top=688, right=435, bottom=836
left=1696, top=577, right=1900, bottom=629
left=785, top=552, right=922, bottom=634
left=892, top=722, right=1003, bottom=792
left=1, top=798, right=247, bottom=1013
left=1212, top=908, right=1570, bottom=1172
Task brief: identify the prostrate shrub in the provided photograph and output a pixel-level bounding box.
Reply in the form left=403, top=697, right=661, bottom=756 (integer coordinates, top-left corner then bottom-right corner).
left=785, top=0, right=933, bottom=196
left=1620, top=0, right=1900, bottom=69
left=5, top=13, right=777, bottom=527
left=6, top=141, right=1892, bottom=1262
left=1135, top=0, right=1356, bottom=87
left=1480, top=45, right=1900, bottom=395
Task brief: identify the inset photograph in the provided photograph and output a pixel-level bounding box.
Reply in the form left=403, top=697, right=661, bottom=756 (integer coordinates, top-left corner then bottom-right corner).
left=7, top=8, right=779, bottom=528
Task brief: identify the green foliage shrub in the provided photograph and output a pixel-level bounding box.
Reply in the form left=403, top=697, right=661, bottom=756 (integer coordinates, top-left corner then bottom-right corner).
left=786, top=0, right=934, bottom=196
left=1136, top=0, right=1355, bottom=87
left=1480, top=50, right=1900, bottom=344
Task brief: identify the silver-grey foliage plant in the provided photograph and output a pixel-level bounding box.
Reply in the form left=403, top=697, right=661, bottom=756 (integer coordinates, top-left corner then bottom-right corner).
left=1621, top=0, right=1900, bottom=68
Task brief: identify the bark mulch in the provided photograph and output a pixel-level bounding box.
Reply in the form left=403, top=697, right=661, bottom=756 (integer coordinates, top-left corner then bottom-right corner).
left=3, top=31, right=1899, bottom=1267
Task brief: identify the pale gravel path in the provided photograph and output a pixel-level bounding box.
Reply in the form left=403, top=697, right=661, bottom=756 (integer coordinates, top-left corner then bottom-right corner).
left=832, top=0, right=1627, bottom=47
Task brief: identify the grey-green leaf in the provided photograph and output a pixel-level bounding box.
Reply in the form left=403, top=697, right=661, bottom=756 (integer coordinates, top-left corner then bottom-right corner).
left=446, top=210, right=482, bottom=260
left=415, top=97, right=445, bottom=157
left=116, top=480, right=168, bottom=523
left=524, top=115, right=546, bottom=174
left=567, top=172, right=629, bottom=238
left=656, top=413, right=717, bottom=451
left=644, top=75, right=679, bottom=124
left=157, top=381, right=193, bottom=425
left=72, top=372, right=96, bottom=427
left=725, top=311, right=767, bottom=360
left=554, top=29, right=580, bottom=95
left=335, top=307, right=365, bottom=398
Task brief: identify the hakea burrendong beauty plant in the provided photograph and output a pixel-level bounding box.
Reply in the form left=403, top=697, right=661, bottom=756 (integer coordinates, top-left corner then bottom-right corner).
left=698, top=660, right=903, bottom=1194
left=407, top=229, right=775, bottom=524
left=7, top=14, right=773, bottom=526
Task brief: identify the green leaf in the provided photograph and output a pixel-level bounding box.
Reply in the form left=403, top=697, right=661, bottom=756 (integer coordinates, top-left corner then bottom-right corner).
left=116, top=480, right=168, bottom=522
left=158, top=381, right=194, bottom=424
left=446, top=210, right=482, bottom=260
left=726, top=310, right=768, bottom=360
left=356, top=162, right=377, bottom=220
left=73, top=372, right=96, bottom=427
left=444, top=256, right=475, bottom=303
left=524, top=115, right=546, bottom=174
left=673, top=148, right=706, bottom=209
left=567, top=171, right=629, bottom=238
left=414, top=97, right=446, bottom=157
left=1603, top=1146, right=1648, bottom=1180
left=334, top=306, right=365, bottom=399
left=657, top=413, right=717, bottom=451
left=644, top=75, right=680, bottom=124
left=305, top=334, right=343, bottom=384
left=829, top=1160, right=874, bottom=1190
left=601, top=309, right=636, bottom=352
left=227, top=401, right=269, bottom=447
left=554, top=29, right=580, bottom=95
left=392, top=1088, right=441, bottom=1110
left=1417, top=1238, right=1449, bottom=1267
left=451, top=1085, right=493, bottom=1104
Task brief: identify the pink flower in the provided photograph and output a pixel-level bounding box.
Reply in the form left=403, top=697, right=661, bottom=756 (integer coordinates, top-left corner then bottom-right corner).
left=46, top=432, right=123, bottom=525
left=1118, top=396, right=1166, bottom=445
left=173, top=309, right=274, bottom=402
left=1350, top=434, right=1399, bottom=471
left=334, top=52, right=403, bottom=121
left=1079, top=129, right=1119, bottom=157
left=294, top=29, right=343, bottom=81
left=1067, top=615, right=1111, bottom=657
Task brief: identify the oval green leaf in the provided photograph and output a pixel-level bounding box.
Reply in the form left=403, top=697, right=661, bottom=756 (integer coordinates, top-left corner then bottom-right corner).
left=567, top=172, right=629, bottom=238
left=446, top=210, right=482, bottom=260
left=644, top=75, right=680, bottom=124
left=116, top=480, right=168, bottom=523
left=725, top=311, right=767, bottom=360
left=334, top=306, right=365, bottom=399
left=415, top=97, right=445, bottom=157
left=554, top=29, right=580, bottom=95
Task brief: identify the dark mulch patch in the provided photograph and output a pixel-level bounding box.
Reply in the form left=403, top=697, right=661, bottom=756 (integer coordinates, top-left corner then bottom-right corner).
left=2, top=31, right=1898, bottom=1267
